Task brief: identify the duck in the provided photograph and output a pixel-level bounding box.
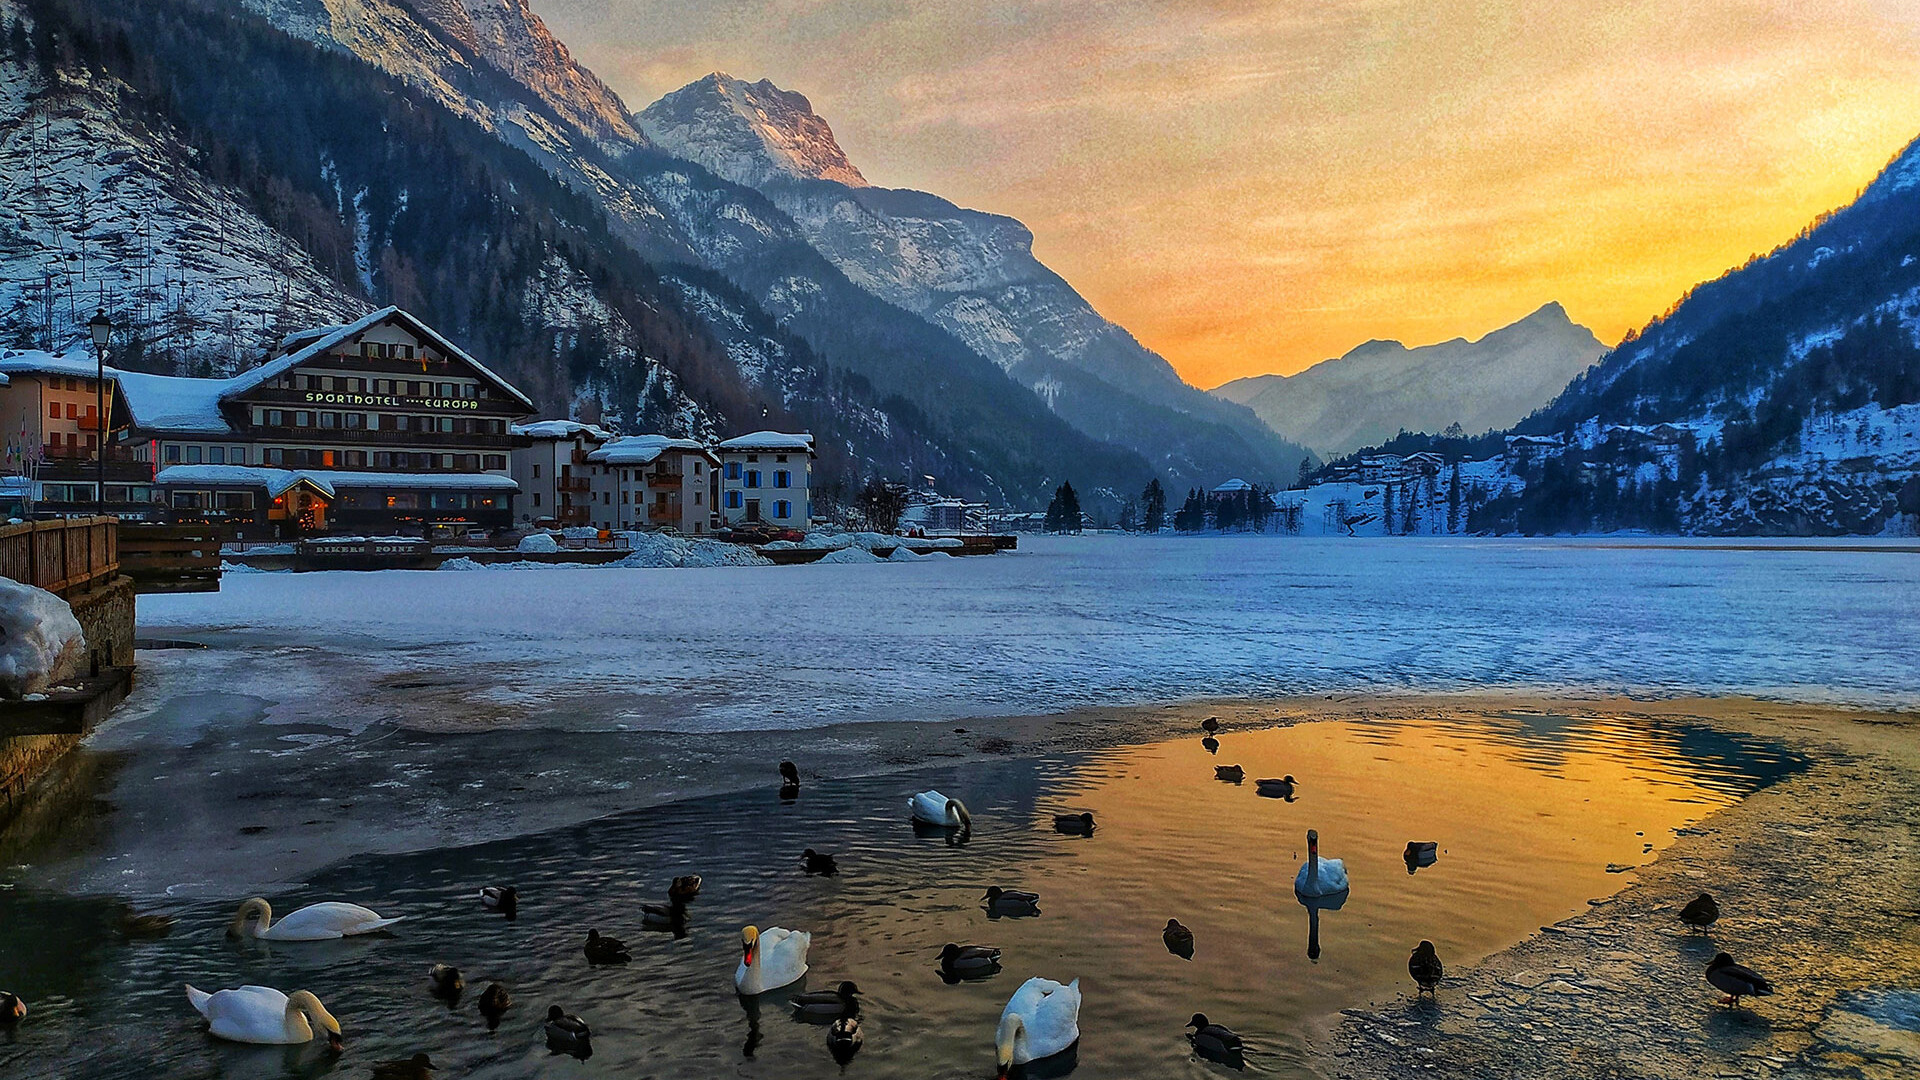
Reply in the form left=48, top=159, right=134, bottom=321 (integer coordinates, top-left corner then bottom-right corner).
left=939, top=943, right=1002, bottom=976
left=116, top=907, right=175, bottom=939
left=1705, top=953, right=1774, bottom=1007
left=790, top=980, right=861, bottom=1019
left=641, top=900, right=687, bottom=930
left=1, top=991, right=24, bottom=1025
left=371, top=1053, right=438, bottom=1080
left=1053, top=812, right=1095, bottom=835
left=909, top=790, right=972, bottom=829
left=827, top=1014, right=863, bottom=1063
left=184, top=984, right=343, bottom=1048
left=1214, top=764, right=1244, bottom=782
left=1404, top=842, right=1439, bottom=872
left=1294, top=830, right=1350, bottom=897
left=1186, top=1013, right=1244, bottom=1056
left=982, top=886, right=1041, bottom=917
left=1163, top=919, right=1195, bottom=959
left=582, top=929, right=631, bottom=965
left=226, top=897, right=402, bottom=941
left=1201, top=717, right=1220, bottom=734
left=479, top=886, right=518, bottom=917
left=669, top=875, right=703, bottom=903
left=995, top=976, right=1082, bottom=1077
left=1681, top=893, right=1719, bottom=931
left=1255, top=775, right=1296, bottom=799
left=802, top=849, right=839, bottom=875
left=427, top=964, right=463, bottom=1000
left=780, top=760, right=801, bottom=788
left=1201, top=736, right=1220, bottom=754
left=544, top=1004, right=591, bottom=1054
left=477, top=983, right=511, bottom=1031
left=736, top=925, right=811, bottom=995
left=1408, top=940, right=1443, bottom=995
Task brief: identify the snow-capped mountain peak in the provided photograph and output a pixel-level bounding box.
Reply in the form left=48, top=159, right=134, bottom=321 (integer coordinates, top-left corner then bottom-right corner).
left=638, top=73, right=867, bottom=188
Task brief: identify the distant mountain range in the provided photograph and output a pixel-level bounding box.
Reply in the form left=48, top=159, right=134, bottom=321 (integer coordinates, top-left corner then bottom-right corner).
left=0, top=0, right=1307, bottom=510
left=1213, top=302, right=1606, bottom=456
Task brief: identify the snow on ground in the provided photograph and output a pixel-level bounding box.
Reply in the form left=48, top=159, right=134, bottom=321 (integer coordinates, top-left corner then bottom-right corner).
left=0, top=579, right=84, bottom=697
left=133, top=535, right=1920, bottom=738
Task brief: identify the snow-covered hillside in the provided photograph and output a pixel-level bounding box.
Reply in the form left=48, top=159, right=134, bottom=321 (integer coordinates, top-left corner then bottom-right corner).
left=640, top=73, right=866, bottom=188
left=0, top=24, right=360, bottom=369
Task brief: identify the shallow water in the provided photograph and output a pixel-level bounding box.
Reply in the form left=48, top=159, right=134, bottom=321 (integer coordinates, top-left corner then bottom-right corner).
left=0, top=713, right=1800, bottom=1078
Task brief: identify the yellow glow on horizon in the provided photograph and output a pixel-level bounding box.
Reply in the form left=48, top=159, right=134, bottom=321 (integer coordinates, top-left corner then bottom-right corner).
left=540, top=0, right=1920, bottom=385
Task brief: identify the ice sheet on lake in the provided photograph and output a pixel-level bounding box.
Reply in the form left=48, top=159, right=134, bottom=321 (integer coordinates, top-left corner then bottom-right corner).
left=137, top=535, right=1920, bottom=733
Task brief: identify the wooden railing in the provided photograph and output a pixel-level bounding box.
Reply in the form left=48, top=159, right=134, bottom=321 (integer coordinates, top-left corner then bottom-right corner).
left=0, top=517, right=119, bottom=598
left=117, top=524, right=227, bottom=593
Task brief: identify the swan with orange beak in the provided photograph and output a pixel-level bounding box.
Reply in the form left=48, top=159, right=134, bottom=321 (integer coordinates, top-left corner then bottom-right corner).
left=735, top=925, right=811, bottom=996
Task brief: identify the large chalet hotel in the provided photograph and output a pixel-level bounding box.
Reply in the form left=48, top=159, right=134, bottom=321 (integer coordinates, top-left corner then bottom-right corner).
left=0, top=307, right=811, bottom=535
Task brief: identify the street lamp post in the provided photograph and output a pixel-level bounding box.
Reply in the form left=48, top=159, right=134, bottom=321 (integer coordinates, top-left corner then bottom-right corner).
left=88, top=309, right=110, bottom=519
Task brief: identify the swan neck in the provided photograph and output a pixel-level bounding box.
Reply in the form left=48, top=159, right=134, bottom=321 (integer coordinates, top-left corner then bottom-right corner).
left=996, top=1011, right=1025, bottom=1066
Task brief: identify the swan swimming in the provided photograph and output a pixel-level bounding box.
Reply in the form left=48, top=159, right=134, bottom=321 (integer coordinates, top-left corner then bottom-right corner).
left=227, top=898, right=402, bottom=941
left=996, top=976, right=1081, bottom=1076
left=185, top=984, right=343, bottom=1048
left=909, top=790, right=972, bottom=829
left=1293, top=829, right=1349, bottom=897
left=736, top=925, right=811, bottom=995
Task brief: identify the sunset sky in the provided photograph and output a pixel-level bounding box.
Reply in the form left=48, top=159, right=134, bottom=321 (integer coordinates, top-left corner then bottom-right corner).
left=539, top=0, right=1920, bottom=386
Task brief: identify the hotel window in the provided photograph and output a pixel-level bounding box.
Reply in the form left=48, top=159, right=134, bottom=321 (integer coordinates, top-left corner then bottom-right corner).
left=374, top=452, right=394, bottom=468
left=776, top=454, right=789, bottom=463
left=230, top=446, right=247, bottom=464
left=294, top=411, right=313, bottom=427
left=485, top=454, right=504, bottom=470
left=265, top=448, right=284, bottom=465
left=603, top=492, right=611, bottom=505
left=321, top=451, right=337, bottom=467
left=265, top=410, right=284, bottom=426
left=319, top=412, right=339, bottom=429
left=183, top=446, right=201, bottom=464
left=47, top=402, right=57, bottom=418
left=170, top=490, right=204, bottom=509
left=397, top=345, right=414, bottom=360
left=438, top=417, right=454, bottom=433
left=745, top=470, right=760, bottom=489
left=725, top=462, right=740, bottom=480
left=439, top=383, right=456, bottom=398
left=214, top=491, right=254, bottom=511
left=694, top=461, right=702, bottom=475
left=164, top=444, right=182, bottom=463
left=726, top=490, right=742, bottom=509
left=346, top=451, right=367, bottom=467
left=344, top=413, right=364, bottom=429
left=532, top=464, right=541, bottom=478
left=694, top=491, right=702, bottom=505
left=66, top=403, right=78, bottom=419
left=532, top=493, right=542, bottom=507
left=461, top=454, right=480, bottom=470
left=441, top=454, right=456, bottom=469
left=387, top=493, right=418, bottom=509
left=208, top=447, right=225, bottom=464
left=774, top=470, right=790, bottom=488
left=775, top=500, right=792, bottom=519
left=620, top=490, right=628, bottom=504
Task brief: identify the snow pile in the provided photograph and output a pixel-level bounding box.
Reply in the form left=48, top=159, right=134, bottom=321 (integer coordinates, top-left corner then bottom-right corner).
left=219, top=561, right=274, bottom=574
left=612, top=532, right=770, bottom=568
left=887, top=547, right=934, bottom=562
left=0, top=580, right=87, bottom=698
left=517, top=533, right=561, bottom=553
left=815, top=546, right=882, bottom=564
left=560, top=527, right=601, bottom=539
left=797, top=531, right=900, bottom=551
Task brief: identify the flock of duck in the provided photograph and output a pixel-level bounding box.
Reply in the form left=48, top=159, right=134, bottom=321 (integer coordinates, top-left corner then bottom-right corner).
left=1, top=728, right=1780, bottom=1075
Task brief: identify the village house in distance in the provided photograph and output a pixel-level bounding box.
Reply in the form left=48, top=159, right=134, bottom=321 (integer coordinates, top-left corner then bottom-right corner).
left=0, top=307, right=813, bottom=537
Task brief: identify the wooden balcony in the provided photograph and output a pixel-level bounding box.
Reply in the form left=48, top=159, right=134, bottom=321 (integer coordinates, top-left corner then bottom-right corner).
left=558, top=476, right=591, bottom=493
left=647, top=503, right=679, bottom=522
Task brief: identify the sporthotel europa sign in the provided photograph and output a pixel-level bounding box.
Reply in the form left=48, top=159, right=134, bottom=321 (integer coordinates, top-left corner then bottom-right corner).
left=302, top=390, right=483, bottom=411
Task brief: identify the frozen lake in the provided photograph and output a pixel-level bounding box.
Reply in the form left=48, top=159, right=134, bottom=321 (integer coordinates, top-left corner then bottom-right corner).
left=140, top=535, right=1920, bottom=730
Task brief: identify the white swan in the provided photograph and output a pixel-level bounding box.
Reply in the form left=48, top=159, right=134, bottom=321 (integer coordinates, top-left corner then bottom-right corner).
left=995, top=976, right=1082, bottom=1075
left=909, top=790, right=972, bottom=828
left=1293, top=829, right=1350, bottom=897
left=185, top=984, right=343, bottom=1048
left=735, top=925, right=811, bottom=996
left=228, top=897, right=404, bottom=941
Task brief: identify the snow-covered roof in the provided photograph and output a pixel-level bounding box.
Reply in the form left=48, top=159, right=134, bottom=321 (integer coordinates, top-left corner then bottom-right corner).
left=154, top=464, right=519, bottom=498
left=115, top=370, right=234, bottom=436
left=587, top=434, right=710, bottom=465
left=0, top=348, right=109, bottom=379
left=227, top=306, right=538, bottom=413
left=511, top=419, right=614, bottom=440
left=717, top=430, right=813, bottom=453
left=1213, top=478, right=1253, bottom=492
left=0, top=371, right=9, bottom=387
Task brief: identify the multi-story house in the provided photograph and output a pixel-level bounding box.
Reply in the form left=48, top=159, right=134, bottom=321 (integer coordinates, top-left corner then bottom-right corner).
left=584, top=435, right=717, bottom=534
left=716, top=431, right=813, bottom=527
left=109, top=306, right=535, bottom=535
left=509, top=419, right=611, bottom=527
left=0, top=349, right=150, bottom=517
